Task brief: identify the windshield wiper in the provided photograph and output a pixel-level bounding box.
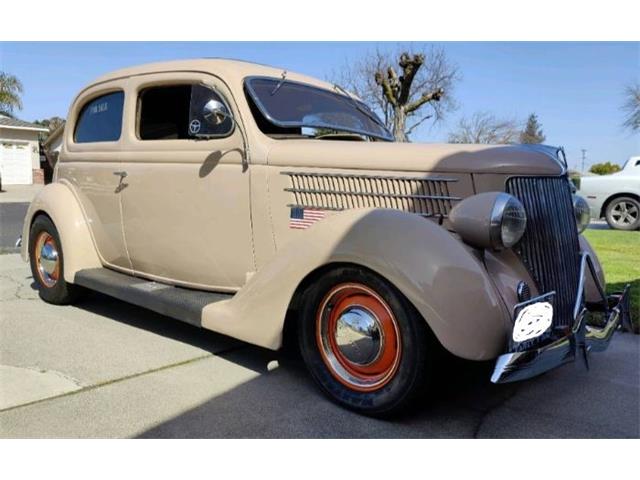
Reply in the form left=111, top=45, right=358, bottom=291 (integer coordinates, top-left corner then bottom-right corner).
left=270, top=70, right=288, bottom=95
left=333, top=83, right=387, bottom=130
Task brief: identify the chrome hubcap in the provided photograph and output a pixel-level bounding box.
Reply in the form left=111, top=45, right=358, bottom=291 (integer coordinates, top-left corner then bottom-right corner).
left=612, top=201, right=639, bottom=225
left=315, top=283, right=401, bottom=392
left=334, top=306, right=383, bottom=365
left=35, top=233, right=59, bottom=287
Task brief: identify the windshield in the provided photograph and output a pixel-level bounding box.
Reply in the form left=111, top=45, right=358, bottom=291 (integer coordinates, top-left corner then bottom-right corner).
left=244, top=77, right=393, bottom=141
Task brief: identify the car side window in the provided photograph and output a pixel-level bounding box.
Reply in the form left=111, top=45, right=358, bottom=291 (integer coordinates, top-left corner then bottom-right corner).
left=74, top=91, right=124, bottom=143
left=138, top=84, right=233, bottom=140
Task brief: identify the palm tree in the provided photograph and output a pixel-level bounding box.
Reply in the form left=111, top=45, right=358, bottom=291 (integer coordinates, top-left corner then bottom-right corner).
left=0, top=72, right=24, bottom=117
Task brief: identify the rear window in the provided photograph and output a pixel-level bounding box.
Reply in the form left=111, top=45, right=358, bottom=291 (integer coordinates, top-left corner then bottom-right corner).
left=74, top=91, right=124, bottom=143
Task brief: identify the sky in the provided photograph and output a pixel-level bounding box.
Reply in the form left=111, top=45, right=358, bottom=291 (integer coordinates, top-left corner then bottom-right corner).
left=1, top=41, right=638, bottom=170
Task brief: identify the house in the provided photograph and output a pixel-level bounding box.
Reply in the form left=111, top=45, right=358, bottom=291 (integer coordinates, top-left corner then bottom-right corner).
left=0, top=115, right=48, bottom=185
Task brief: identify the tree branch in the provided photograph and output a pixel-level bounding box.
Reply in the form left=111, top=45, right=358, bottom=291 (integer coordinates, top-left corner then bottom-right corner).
left=405, top=114, right=433, bottom=136
left=405, top=87, right=444, bottom=114
left=375, top=71, right=397, bottom=107
left=398, top=53, right=424, bottom=105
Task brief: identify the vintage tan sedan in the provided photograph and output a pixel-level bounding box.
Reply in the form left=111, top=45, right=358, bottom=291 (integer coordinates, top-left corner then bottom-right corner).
left=21, top=59, right=630, bottom=416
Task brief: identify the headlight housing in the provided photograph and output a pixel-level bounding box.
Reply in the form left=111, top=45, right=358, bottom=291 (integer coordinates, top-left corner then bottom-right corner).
left=573, top=195, right=591, bottom=233
left=492, top=194, right=528, bottom=249
left=450, top=192, right=527, bottom=251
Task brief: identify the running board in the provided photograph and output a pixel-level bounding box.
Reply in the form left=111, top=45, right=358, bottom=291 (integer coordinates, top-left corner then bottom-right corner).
left=74, top=268, right=233, bottom=327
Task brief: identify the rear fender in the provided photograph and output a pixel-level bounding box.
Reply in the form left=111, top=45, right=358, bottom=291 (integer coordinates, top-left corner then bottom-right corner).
left=202, top=208, right=509, bottom=360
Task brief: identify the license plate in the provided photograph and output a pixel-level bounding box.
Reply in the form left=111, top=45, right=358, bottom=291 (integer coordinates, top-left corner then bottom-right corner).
left=513, top=302, right=553, bottom=342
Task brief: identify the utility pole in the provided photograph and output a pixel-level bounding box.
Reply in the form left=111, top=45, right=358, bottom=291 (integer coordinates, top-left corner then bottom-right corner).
left=581, top=149, right=587, bottom=173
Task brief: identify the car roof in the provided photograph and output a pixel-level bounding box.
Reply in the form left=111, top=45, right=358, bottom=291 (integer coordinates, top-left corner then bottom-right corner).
left=88, top=58, right=337, bottom=93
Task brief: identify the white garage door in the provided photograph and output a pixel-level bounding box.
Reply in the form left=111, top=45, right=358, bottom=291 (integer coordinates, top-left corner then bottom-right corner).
left=0, top=143, right=33, bottom=185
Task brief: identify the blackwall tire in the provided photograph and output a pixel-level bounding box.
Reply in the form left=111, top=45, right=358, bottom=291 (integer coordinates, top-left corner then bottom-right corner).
left=298, top=266, right=433, bottom=417
left=605, top=196, right=640, bottom=231
left=29, top=215, right=83, bottom=305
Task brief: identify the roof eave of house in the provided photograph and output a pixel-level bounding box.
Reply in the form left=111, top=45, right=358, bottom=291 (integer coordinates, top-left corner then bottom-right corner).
left=0, top=124, right=49, bottom=133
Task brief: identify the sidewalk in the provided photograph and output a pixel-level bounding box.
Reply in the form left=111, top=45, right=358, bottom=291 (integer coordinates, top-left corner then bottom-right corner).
left=0, top=185, right=44, bottom=204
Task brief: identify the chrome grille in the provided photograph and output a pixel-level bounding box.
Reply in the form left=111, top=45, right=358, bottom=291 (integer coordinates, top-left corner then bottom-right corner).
left=282, top=171, right=459, bottom=217
left=507, top=176, right=581, bottom=330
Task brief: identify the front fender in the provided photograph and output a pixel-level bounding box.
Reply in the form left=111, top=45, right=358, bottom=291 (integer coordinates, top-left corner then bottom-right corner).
left=203, top=208, right=509, bottom=360
left=21, top=182, right=101, bottom=283
left=579, top=234, right=606, bottom=303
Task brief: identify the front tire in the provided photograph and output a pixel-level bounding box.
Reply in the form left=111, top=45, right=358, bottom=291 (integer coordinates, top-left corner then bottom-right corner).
left=298, top=266, right=433, bottom=417
left=605, top=196, right=640, bottom=230
left=29, top=215, right=83, bottom=305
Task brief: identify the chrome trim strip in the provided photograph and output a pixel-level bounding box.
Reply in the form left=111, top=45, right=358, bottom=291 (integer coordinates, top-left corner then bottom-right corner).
left=286, top=204, right=345, bottom=212
left=285, top=204, right=438, bottom=217
left=280, top=171, right=459, bottom=183
left=284, top=187, right=460, bottom=201
left=557, top=146, right=568, bottom=175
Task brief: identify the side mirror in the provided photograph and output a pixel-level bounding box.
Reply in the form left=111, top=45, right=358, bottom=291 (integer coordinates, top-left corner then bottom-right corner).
left=203, top=99, right=233, bottom=126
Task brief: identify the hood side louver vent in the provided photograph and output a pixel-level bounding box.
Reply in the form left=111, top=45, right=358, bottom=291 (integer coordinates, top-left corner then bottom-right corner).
left=281, top=171, right=459, bottom=218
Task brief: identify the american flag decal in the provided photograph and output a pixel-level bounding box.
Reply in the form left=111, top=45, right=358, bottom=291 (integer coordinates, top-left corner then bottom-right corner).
left=289, top=207, right=326, bottom=229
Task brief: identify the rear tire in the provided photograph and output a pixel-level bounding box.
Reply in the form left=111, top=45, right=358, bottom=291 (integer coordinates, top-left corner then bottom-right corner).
left=605, top=196, right=640, bottom=230
left=298, top=266, right=433, bottom=417
left=29, top=215, right=83, bottom=305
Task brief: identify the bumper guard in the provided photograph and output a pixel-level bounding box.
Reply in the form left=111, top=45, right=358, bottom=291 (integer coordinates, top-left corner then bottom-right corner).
left=491, top=252, right=631, bottom=384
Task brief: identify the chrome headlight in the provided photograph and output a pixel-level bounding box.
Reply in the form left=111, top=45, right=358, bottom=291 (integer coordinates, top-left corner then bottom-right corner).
left=450, top=192, right=527, bottom=251
left=573, top=195, right=591, bottom=233
left=491, top=193, right=527, bottom=249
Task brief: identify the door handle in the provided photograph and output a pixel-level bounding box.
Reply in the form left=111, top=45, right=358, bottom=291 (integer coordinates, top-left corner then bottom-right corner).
left=113, top=171, right=128, bottom=193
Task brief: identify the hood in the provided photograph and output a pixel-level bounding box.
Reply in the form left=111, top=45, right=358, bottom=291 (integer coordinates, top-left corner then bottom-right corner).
left=266, top=140, right=565, bottom=176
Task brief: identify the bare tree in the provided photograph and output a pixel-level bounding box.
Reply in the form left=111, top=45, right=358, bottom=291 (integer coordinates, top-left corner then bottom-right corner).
left=622, top=82, right=640, bottom=133
left=333, top=46, right=459, bottom=142
left=448, top=112, right=521, bottom=144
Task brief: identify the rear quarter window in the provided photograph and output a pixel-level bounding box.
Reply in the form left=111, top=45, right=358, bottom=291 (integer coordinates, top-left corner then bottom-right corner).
left=74, top=91, right=125, bottom=143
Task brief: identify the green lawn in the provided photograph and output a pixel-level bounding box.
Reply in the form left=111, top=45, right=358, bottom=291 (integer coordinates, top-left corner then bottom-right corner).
left=583, top=229, right=639, bottom=332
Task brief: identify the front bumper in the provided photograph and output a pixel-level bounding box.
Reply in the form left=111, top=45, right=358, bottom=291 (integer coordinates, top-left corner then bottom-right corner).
left=491, top=252, right=631, bottom=384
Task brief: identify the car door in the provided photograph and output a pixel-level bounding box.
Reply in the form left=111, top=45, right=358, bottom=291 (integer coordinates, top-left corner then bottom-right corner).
left=119, top=72, right=254, bottom=291
left=58, top=84, right=131, bottom=271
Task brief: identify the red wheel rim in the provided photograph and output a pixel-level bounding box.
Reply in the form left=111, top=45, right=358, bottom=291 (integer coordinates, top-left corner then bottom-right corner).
left=315, top=283, right=401, bottom=392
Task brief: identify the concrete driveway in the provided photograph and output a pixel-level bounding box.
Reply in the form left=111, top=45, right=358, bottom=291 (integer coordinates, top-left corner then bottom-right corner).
left=0, top=253, right=638, bottom=438
left=0, top=203, right=28, bottom=253
left=0, top=185, right=44, bottom=253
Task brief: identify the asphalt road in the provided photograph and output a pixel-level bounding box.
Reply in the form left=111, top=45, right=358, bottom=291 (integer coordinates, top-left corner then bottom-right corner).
left=0, top=203, right=27, bottom=253
left=0, top=253, right=638, bottom=438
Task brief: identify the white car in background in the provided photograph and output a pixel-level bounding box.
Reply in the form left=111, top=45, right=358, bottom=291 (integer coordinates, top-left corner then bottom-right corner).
left=579, top=156, right=640, bottom=230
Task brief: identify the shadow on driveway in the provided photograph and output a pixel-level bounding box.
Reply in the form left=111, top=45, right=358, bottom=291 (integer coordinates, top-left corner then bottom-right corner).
left=24, top=280, right=639, bottom=438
